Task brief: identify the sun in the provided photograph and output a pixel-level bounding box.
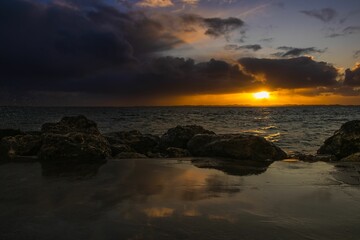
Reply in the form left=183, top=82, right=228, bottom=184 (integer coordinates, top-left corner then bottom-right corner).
left=253, top=91, right=270, bottom=100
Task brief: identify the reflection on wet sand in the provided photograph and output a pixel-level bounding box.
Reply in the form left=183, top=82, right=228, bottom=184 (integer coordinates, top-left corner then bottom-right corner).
left=0, top=159, right=360, bottom=240
left=191, top=158, right=272, bottom=176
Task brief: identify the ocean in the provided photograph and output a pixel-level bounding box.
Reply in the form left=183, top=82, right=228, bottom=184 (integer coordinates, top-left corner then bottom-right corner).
left=1, top=106, right=360, bottom=154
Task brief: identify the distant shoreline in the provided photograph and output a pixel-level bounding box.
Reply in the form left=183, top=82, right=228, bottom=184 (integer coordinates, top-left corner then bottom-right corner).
left=1, top=105, right=360, bottom=108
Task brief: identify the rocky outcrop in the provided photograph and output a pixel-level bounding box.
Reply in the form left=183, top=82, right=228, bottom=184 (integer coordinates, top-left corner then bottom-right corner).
left=187, top=134, right=287, bottom=161
left=41, top=115, right=100, bottom=135
left=0, top=129, right=24, bottom=140
left=160, top=125, right=215, bottom=149
left=1, top=117, right=288, bottom=164
left=105, top=130, right=159, bottom=156
left=165, top=147, right=191, bottom=158
left=318, top=120, right=360, bottom=160
left=39, top=116, right=111, bottom=163
left=0, top=134, right=42, bottom=162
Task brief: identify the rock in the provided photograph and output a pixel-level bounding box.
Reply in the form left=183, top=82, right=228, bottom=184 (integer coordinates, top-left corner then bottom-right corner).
left=115, top=151, right=147, bottom=159
left=0, top=134, right=42, bottom=161
left=340, top=152, right=360, bottom=162
left=41, top=115, right=100, bottom=135
left=105, top=130, right=159, bottom=154
left=160, top=125, right=215, bottom=149
left=39, top=116, right=111, bottom=163
left=0, top=129, right=24, bottom=140
left=39, top=133, right=111, bottom=163
left=166, top=147, right=191, bottom=158
left=110, top=144, right=133, bottom=157
left=318, top=120, right=360, bottom=159
left=187, top=134, right=287, bottom=161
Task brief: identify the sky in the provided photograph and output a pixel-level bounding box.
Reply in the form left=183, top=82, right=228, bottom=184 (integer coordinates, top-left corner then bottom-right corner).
left=1, top=0, right=360, bottom=106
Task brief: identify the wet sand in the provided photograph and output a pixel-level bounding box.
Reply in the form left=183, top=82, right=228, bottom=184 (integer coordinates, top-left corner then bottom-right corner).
left=0, top=159, right=359, bottom=240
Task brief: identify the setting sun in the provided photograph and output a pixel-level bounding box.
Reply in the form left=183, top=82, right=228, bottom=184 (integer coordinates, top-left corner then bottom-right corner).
left=253, top=91, right=270, bottom=100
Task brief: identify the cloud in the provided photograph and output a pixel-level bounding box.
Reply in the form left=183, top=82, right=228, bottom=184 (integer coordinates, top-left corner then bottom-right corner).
left=273, top=46, right=326, bottom=57
left=300, top=8, right=337, bottom=22
left=327, top=26, right=360, bottom=38
left=181, top=0, right=199, bottom=5
left=259, top=38, right=273, bottom=43
left=180, top=14, right=245, bottom=39
left=354, top=50, right=360, bottom=59
left=224, top=44, right=262, bottom=51
left=238, top=57, right=339, bottom=89
left=344, top=64, right=360, bottom=86
left=137, top=0, right=173, bottom=8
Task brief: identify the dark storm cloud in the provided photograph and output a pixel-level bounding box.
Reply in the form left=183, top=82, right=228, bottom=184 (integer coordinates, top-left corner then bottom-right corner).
left=0, top=0, right=185, bottom=83
left=300, top=8, right=337, bottom=22
left=0, top=0, right=250, bottom=100
left=113, top=57, right=257, bottom=96
left=274, top=46, right=326, bottom=57
left=224, top=44, right=262, bottom=51
left=179, top=14, right=245, bottom=39
left=344, top=65, right=360, bottom=86
left=238, top=57, right=339, bottom=89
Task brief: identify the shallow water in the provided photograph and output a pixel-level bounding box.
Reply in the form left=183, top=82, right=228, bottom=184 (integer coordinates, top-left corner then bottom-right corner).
left=0, top=159, right=359, bottom=240
left=1, top=106, right=360, bottom=154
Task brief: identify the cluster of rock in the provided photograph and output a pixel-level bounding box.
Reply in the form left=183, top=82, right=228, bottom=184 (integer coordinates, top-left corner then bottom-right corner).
left=2, top=115, right=360, bottom=164
left=0, top=115, right=287, bottom=164
left=317, top=120, right=360, bottom=162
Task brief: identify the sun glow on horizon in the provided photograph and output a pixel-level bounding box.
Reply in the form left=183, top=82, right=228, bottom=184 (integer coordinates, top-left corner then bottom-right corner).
left=253, top=91, right=270, bottom=100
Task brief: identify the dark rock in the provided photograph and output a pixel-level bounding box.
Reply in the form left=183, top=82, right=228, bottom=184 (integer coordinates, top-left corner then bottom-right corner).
left=39, top=116, right=111, bottom=163
left=39, top=133, right=111, bottom=163
left=110, top=144, right=133, bottom=157
left=166, top=147, right=191, bottom=158
left=115, top=151, right=147, bottom=159
left=0, top=135, right=42, bottom=161
left=0, top=129, right=24, bottom=140
left=187, top=134, right=287, bottom=161
left=160, top=125, right=215, bottom=149
left=105, top=130, right=159, bottom=154
left=318, top=120, right=360, bottom=159
left=340, top=152, right=360, bottom=162
left=41, top=115, right=100, bottom=135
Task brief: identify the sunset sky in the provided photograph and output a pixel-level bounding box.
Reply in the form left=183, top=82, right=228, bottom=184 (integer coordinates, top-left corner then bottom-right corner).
left=1, top=0, right=360, bottom=106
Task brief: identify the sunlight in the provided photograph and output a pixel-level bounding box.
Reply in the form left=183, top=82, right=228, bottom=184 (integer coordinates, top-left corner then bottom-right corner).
left=253, top=91, right=270, bottom=100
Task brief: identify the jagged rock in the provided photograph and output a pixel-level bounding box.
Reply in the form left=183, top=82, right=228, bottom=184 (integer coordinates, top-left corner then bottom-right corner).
left=0, top=135, right=42, bottom=161
left=340, top=152, right=360, bottom=162
left=39, top=133, right=111, bottom=163
left=0, top=129, right=24, bottom=140
left=105, top=130, right=159, bottom=154
left=39, top=116, right=111, bottom=163
left=187, top=134, right=287, bottom=161
left=166, top=147, right=191, bottom=158
left=115, top=151, right=147, bottom=159
left=110, top=144, right=133, bottom=157
left=318, top=120, right=360, bottom=159
left=41, top=115, right=100, bottom=135
left=160, top=125, right=215, bottom=149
